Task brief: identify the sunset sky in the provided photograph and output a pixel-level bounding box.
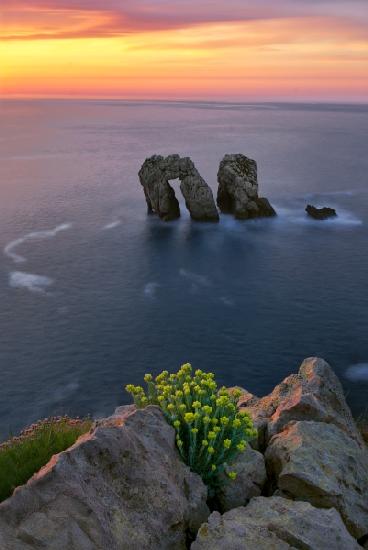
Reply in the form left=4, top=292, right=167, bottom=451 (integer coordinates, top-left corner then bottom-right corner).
left=1, top=0, right=367, bottom=101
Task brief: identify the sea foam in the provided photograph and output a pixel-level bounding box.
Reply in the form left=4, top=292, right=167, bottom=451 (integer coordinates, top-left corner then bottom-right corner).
left=275, top=206, right=362, bottom=227
left=9, top=271, right=54, bottom=294
left=102, top=220, right=122, bottom=230
left=144, top=282, right=160, bottom=297
left=220, top=296, right=234, bottom=306
left=52, top=381, right=80, bottom=401
left=179, top=268, right=211, bottom=287
left=345, top=363, right=368, bottom=382
left=4, top=223, right=72, bottom=263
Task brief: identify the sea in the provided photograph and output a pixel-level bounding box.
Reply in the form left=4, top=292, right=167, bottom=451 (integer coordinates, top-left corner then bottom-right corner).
left=0, top=99, right=367, bottom=438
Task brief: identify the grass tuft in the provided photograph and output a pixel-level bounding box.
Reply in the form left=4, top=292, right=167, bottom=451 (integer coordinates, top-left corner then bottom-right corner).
left=0, top=416, right=92, bottom=503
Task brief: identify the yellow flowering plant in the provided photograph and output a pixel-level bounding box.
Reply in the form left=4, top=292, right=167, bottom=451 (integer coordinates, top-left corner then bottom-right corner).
left=125, top=363, right=257, bottom=489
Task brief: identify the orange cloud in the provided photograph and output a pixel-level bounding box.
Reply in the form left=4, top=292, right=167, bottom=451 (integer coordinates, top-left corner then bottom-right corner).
left=1, top=2, right=367, bottom=101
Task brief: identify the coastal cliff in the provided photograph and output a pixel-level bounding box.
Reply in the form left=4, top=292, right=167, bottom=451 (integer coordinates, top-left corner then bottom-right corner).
left=0, top=358, right=367, bottom=549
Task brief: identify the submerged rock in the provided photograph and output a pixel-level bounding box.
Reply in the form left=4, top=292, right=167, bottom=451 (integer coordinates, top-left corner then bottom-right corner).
left=217, top=154, right=276, bottom=219
left=191, top=496, right=359, bottom=549
left=139, top=154, right=219, bottom=222
left=0, top=406, right=209, bottom=550
left=306, top=204, right=337, bottom=219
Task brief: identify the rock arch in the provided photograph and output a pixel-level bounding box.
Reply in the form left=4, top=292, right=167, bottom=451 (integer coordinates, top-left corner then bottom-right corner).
left=138, top=153, right=276, bottom=222
left=138, top=155, right=219, bottom=222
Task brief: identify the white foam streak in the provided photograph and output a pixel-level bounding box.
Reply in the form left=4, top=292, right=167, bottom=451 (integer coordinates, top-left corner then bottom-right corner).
left=144, top=282, right=160, bottom=297
left=345, top=363, right=368, bottom=382
left=53, top=381, right=80, bottom=401
left=304, top=190, right=355, bottom=199
left=102, top=220, right=121, bottom=230
left=4, top=223, right=72, bottom=263
left=220, top=296, right=234, bottom=306
left=275, top=207, right=362, bottom=227
left=179, top=268, right=211, bottom=287
left=9, top=271, right=54, bottom=294
left=4, top=238, right=28, bottom=263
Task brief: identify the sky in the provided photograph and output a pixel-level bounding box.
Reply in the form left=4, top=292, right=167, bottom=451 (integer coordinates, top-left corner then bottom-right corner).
left=1, top=0, right=367, bottom=101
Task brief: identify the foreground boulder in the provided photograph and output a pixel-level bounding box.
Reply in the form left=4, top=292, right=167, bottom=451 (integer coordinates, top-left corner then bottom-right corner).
left=216, top=446, right=267, bottom=512
left=139, top=154, right=219, bottom=221
left=192, top=496, right=359, bottom=549
left=306, top=204, right=337, bottom=220
left=217, top=154, right=276, bottom=219
left=0, top=406, right=209, bottom=550
left=265, top=420, right=368, bottom=539
left=240, top=357, right=362, bottom=449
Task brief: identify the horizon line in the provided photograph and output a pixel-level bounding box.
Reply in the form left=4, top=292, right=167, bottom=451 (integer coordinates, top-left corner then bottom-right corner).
left=1, top=96, right=368, bottom=106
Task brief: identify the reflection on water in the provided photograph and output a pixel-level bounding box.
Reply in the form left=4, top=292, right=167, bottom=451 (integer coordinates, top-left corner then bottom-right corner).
left=0, top=99, right=367, bottom=437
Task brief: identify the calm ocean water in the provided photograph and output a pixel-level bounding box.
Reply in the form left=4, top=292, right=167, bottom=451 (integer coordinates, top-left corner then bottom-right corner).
left=0, top=99, right=367, bottom=438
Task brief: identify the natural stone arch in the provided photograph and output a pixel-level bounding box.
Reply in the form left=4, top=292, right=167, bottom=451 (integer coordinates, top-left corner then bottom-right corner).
left=138, top=154, right=219, bottom=222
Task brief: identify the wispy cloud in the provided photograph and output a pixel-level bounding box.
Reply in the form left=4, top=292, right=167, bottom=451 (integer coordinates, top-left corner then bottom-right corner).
left=2, top=0, right=368, bottom=40
left=1, top=0, right=367, bottom=101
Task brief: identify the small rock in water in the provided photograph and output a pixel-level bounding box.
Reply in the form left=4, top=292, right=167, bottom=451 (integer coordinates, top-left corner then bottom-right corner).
left=306, top=204, right=337, bottom=219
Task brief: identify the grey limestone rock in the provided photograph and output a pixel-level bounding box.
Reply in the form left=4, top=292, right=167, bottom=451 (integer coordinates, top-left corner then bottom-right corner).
left=139, top=154, right=219, bottom=221
left=0, top=405, right=209, bottom=550
left=216, top=446, right=267, bottom=512
left=240, top=357, right=363, bottom=450
left=191, top=496, right=359, bottom=549
left=265, top=420, right=368, bottom=539
left=217, top=154, right=276, bottom=219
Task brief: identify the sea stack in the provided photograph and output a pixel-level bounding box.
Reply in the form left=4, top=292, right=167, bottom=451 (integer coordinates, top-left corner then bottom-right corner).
left=217, top=154, right=276, bottom=220
left=138, top=154, right=219, bottom=222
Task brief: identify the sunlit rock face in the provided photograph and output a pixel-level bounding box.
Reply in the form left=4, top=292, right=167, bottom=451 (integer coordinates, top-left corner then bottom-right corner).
left=0, top=406, right=209, bottom=550
left=1, top=358, right=366, bottom=548
left=139, top=154, right=219, bottom=222
left=217, top=154, right=276, bottom=219
left=265, top=420, right=368, bottom=539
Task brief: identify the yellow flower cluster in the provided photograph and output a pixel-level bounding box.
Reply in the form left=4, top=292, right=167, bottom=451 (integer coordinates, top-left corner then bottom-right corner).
left=125, top=363, right=257, bottom=488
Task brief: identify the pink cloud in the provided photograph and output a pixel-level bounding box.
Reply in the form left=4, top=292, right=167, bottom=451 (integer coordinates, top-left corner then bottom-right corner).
left=2, top=0, right=368, bottom=40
